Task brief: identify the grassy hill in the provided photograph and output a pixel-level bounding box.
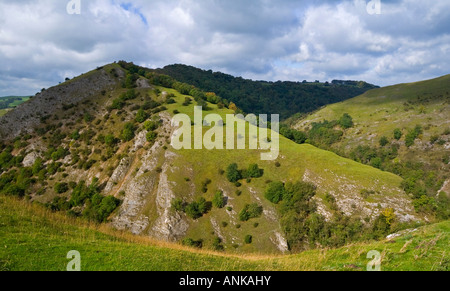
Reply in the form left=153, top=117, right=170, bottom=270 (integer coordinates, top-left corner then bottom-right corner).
left=1, top=195, right=448, bottom=271
left=293, top=74, right=450, bottom=204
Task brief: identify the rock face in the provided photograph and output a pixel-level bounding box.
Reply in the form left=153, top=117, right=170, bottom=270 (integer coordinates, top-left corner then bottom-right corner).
left=149, top=151, right=189, bottom=241
left=111, top=112, right=189, bottom=241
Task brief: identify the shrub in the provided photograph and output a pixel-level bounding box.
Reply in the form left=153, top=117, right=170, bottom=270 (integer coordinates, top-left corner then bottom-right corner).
left=171, top=198, right=185, bottom=212
left=226, top=163, right=241, bottom=183
left=54, top=182, right=69, bottom=194
left=185, top=197, right=210, bottom=219
left=244, top=235, right=253, bottom=244
left=121, top=122, right=136, bottom=142
left=212, top=237, right=224, bottom=251
left=239, top=203, right=263, bottom=221
left=104, top=134, right=117, bottom=147
left=146, top=131, right=158, bottom=143
left=394, top=128, right=402, bottom=140
left=144, top=120, right=158, bottom=131
left=247, top=164, right=263, bottom=178
left=379, top=136, right=389, bottom=147
left=135, top=109, right=149, bottom=123
left=212, top=190, right=226, bottom=208
left=265, top=181, right=285, bottom=204
left=338, top=113, right=354, bottom=129
left=182, top=238, right=203, bottom=248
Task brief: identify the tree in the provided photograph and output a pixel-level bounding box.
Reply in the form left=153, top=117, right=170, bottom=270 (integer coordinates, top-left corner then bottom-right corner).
left=226, top=163, right=241, bottom=183
left=55, top=182, right=69, bottom=194
left=185, top=197, right=210, bottom=219
left=338, top=113, right=354, bottom=129
left=247, top=164, right=263, bottom=178
left=379, top=136, right=389, bottom=147
left=144, top=120, right=158, bottom=131
left=228, top=102, right=238, bottom=111
left=135, top=109, right=149, bottom=123
left=265, top=181, right=285, bottom=204
left=104, top=134, right=117, bottom=147
left=239, top=203, right=263, bottom=221
left=394, top=128, right=402, bottom=140
left=121, top=122, right=136, bottom=142
left=212, top=190, right=226, bottom=208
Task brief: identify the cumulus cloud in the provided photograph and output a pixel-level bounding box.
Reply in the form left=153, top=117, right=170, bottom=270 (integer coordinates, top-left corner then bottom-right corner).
left=0, top=0, right=449, bottom=95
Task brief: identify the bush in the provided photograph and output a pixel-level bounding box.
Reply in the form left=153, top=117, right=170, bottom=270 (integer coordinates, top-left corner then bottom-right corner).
left=379, top=136, right=389, bottom=147
left=247, top=164, right=263, bottom=178
left=394, top=128, right=403, bottom=140
left=212, top=237, right=224, bottom=251
left=143, top=120, right=158, bottom=131
left=244, top=235, right=253, bottom=244
left=338, top=113, right=354, bottom=129
left=212, top=190, right=226, bottom=208
left=182, top=238, right=203, bottom=248
left=135, top=109, right=149, bottom=123
left=239, top=203, right=263, bottom=222
left=405, top=125, right=423, bottom=147
left=83, top=195, right=121, bottom=223
left=54, top=182, right=69, bottom=194
left=171, top=198, right=185, bottom=212
left=146, top=131, right=158, bottom=143
left=121, top=122, right=136, bottom=142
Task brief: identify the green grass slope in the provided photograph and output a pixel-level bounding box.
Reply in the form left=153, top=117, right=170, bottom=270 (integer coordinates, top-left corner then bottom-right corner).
left=294, top=74, right=450, bottom=194
left=0, top=196, right=447, bottom=271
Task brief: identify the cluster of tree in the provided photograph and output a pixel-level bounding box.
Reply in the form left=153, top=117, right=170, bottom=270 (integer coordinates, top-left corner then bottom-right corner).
left=225, top=163, right=264, bottom=185
left=280, top=113, right=353, bottom=149
left=155, top=64, right=378, bottom=119
left=264, top=181, right=403, bottom=251
left=171, top=197, right=212, bottom=219
left=48, top=179, right=121, bottom=223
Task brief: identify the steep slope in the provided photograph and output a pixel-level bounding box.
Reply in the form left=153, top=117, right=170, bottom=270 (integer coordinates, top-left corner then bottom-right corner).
left=155, top=64, right=378, bottom=119
left=0, top=63, right=424, bottom=254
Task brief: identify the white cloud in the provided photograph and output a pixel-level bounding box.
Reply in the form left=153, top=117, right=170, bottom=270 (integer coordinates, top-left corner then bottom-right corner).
left=0, top=0, right=449, bottom=96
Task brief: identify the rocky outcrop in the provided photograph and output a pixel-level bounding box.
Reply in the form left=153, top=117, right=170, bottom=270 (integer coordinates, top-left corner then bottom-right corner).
left=111, top=112, right=189, bottom=241
left=149, top=151, right=189, bottom=241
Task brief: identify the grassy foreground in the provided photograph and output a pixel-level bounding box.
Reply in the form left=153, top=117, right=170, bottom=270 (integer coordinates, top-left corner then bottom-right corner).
left=0, top=195, right=448, bottom=271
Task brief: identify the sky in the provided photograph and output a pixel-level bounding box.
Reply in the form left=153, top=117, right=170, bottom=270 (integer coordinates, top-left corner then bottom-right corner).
left=0, top=0, right=449, bottom=96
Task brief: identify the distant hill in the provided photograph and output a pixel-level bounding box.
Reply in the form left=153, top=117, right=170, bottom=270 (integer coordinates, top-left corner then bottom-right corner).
left=0, top=96, right=31, bottom=117
left=155, top=64, right=379, bottom=119
left=292, top=74, right=450, bottom=217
